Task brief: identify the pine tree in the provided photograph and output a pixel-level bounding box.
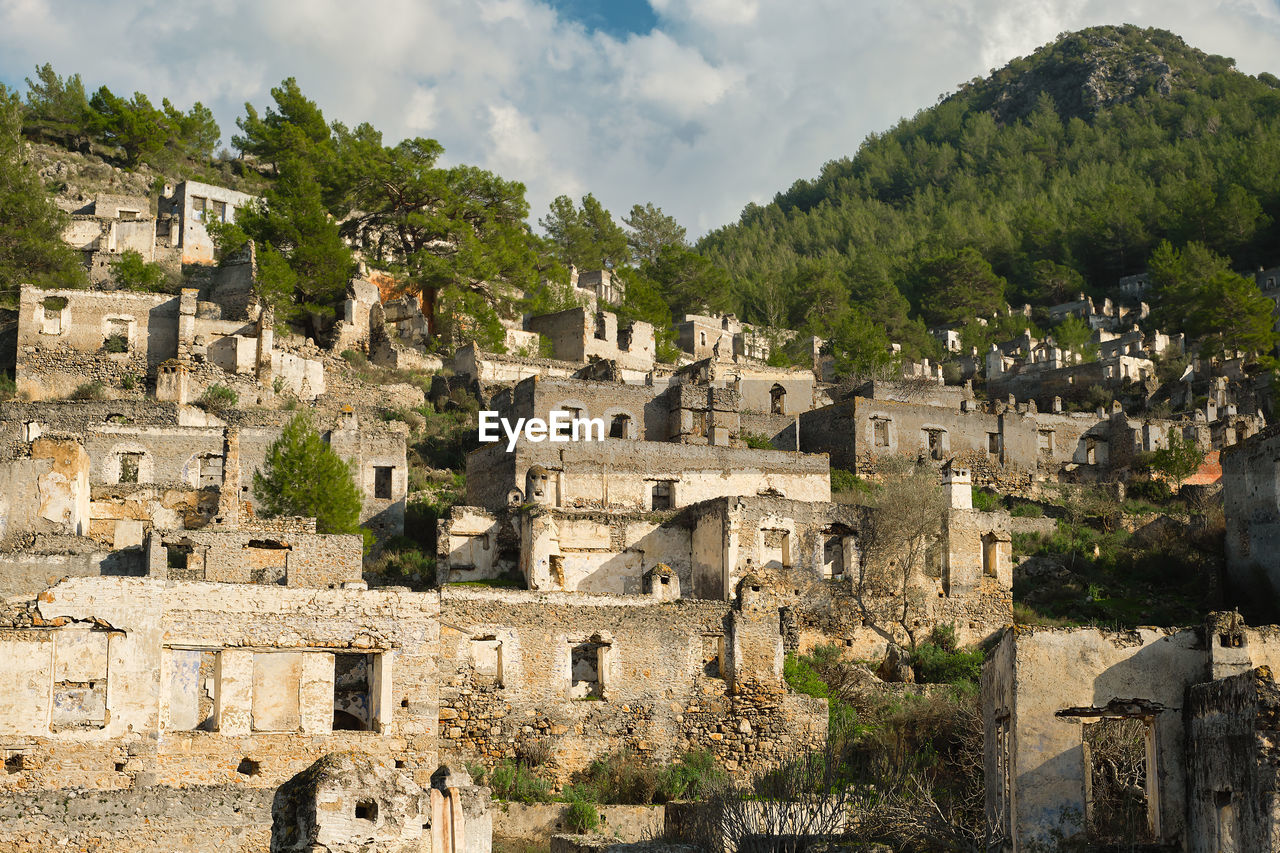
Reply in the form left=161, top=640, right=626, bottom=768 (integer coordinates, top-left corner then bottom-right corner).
left=252, top=412, right=365, bottom=537
left=0, top=85, right=87, bottom=303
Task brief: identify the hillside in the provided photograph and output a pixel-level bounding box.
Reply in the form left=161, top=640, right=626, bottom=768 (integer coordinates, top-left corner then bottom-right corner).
left=698, top=24, right=1280, bottom=353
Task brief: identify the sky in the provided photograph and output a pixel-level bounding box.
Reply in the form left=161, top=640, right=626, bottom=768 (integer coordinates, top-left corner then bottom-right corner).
left=3, top=0, right=1280, bottom=237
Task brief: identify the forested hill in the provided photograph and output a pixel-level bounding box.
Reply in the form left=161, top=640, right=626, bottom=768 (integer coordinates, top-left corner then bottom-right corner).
left=698, top=24, right=1280, bottom=357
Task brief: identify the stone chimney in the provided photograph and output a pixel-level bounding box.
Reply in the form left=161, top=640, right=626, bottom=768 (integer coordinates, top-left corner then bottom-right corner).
left=942, top=461, right=972, bottom=510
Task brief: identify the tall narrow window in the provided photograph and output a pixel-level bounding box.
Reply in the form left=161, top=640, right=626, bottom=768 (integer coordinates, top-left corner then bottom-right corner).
left=609, top=414, right=631, bottom=439
left=872, top=418, right=890, bottom=448
left=650, top=481, right=672, bottom=511
left=118, top=452, right=143, bottom=484
left=770, top=384, right=786, bottom=415
left=374, top=466, right=393, bottom=500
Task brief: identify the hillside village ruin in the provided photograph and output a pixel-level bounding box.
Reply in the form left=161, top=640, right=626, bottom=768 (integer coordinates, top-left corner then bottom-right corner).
left=3, top=163, right=1280, bottom=853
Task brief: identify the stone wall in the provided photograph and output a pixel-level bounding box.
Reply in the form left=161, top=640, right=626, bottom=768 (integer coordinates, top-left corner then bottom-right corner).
left=1185, top=667, right=1280, bottom=853
left=0, top=784, right=273, bottom=853
left=467, top=442, right=830, bottom=515
left=0, top=577, right=440, bottom=793
left=436, top=586, right=826, bottom=780
left=798, top=396, right=1111, bottom=492
left=16, top=287, right=179, bottom=399
left=1222, top=426, right=1280, bottom=603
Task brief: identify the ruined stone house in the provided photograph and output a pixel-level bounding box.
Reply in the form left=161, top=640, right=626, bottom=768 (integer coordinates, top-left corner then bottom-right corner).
left=983, top=613, right=1280, bottom=851
left=0, top=401, right=409, bottom=553
left=16, top=281, right=325, bottom=403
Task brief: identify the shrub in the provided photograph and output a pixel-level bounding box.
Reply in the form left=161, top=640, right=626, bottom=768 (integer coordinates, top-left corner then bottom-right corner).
left=42, top=296, right=68, bottom=311
left=830, top=468, right=865, bottom=493
left=1127, top=477, right=1173, bottom=504
left=109, top=249, right=168, bottom=292
left=913, top=624, right=984, bottom=686
left=0, top=373, right=15, bottom=400
left=487, top=761, right=553, bottom=803
left=1010, top=502, right=1044, bottom=518
left=971, top=487, right=1000, bottom=512
left=70, top=380, right=106, bottom=401
left=740, top=432, right=775, bottom=450
left=198, top=383, right=238, bottom=412
left=565, top=800, right=600, bottom=834
left=102, top=334, right=129, bottom=353
left=340, top=349, right=368, bottom=367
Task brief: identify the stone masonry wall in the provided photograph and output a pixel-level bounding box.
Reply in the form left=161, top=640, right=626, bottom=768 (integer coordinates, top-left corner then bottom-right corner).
left=437, top=588, right=826, bottom=781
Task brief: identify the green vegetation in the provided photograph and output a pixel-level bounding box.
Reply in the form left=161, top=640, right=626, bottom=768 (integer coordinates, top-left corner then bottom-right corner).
left=253, top=412, right=367, bottom=540
left=913, top=625, right=984, bottom=688
left=197, top=383, right=238, bottom=413
left=0, top=84, right=87, bottom=303
left=739, top=431, right=775, bottom=449
left=1013, top=485, right=1222, bottom=626
left=69, top=380, right=106, bottom=401
left=564, top=801, right=600, bottom=834
left=1148, top=429, right=1207, bottom=490
left=698, top=25, right=1280, bottom=364
left=971, top=487, right=1000, bottom=512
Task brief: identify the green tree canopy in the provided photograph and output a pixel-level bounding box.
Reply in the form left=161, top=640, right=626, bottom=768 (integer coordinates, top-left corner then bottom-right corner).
left=539, top=194, right=631, bottom=271
left=23, top=63, right=91, bottom=149
left=641, top=245, right=735, bottom=318
left=0, top=85, right=87, bottom=302
left=1149, top=240, right=1278, bottom=354
left=252, top=412, right=365, bottom=537
left=623, top=202, right=687, bottom=264
left=235, top=136, right=355, bottom=331
left=914, top=248, right=1007, bottom=327
left=233, top=76, right=331, bottom=169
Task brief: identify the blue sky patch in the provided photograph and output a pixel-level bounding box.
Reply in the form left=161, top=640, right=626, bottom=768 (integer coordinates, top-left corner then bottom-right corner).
left=546, top=0, right=657, bottom=38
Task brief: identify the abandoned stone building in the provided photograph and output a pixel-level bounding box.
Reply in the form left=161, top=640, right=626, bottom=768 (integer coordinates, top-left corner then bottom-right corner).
left=983, top=613, right=1280, bottom=851
left=15, top=275, right=327, bottom=403
left=158, top=179, right=257, bottom=265
left=1046, top=292, right=1149, bottom=331
left=570, top=267, right=625, bottom=309
left=443, top=374, right=1014, bottom=657
left=796, top=382, right=1114, bottom=492
left=61, top=192, right=160, bottom=284
left=984, top=331, right=1159, bottom=409
left=0, top=561, right=823, bottom=851
left=674, top=313, right=795, bottom=363
left=527, top=307, right=656, bottom=380
left=0, top=400, right=409, bottom=553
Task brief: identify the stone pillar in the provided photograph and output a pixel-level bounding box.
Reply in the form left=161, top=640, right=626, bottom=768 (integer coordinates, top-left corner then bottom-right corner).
left=299, top=652, right=335, bottom=735
left=217, top=427, right=241, bottom=527
left=942, top=462, right=972, bottom=510
left=727, top=575, right=784, bottom=695
left=255, top=304, right=275, bottom=387
left=178, top=288, right=197, bottom=361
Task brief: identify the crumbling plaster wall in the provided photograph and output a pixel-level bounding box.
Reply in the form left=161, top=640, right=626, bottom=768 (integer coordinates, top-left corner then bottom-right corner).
left=983, top=626, right=1207, bottom=848
left=0, top=577, right=439, bottom=792
left=1185, top=666, right=1280, bottom=853
left=16, top=287, right=179, bottom=400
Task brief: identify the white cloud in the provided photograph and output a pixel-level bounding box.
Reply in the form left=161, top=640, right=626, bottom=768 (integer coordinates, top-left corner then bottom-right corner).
left=3, top=0, right=1280, bottom=236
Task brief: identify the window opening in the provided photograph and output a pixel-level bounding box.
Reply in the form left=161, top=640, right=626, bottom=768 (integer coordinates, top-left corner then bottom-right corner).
left=374, top=466, right=394, bottom=500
